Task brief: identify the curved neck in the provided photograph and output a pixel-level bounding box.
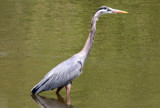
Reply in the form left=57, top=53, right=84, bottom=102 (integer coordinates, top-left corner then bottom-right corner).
left=80, top=12, right=101, bottom=57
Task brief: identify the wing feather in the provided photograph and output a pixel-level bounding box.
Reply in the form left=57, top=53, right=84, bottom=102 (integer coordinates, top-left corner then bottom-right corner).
left=31, top=55, right=82, bottom=94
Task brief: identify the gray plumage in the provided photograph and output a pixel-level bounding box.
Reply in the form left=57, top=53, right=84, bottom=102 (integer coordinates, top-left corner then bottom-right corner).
left=31, top=53, right=83, bottom=94
left=31, top=6, right=128, bottom=95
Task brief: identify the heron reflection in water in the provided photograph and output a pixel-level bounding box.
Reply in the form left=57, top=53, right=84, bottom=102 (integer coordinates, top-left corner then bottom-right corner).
left=31, top=6, right=128, bottom=96
left=31, top=94, right=74, bottom=108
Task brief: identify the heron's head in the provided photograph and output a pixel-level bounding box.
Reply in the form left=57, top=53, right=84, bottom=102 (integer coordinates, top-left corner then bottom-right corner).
left=97, top=6, right=128, bottom=14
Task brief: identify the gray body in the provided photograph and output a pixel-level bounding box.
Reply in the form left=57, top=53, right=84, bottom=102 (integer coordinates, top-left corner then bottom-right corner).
left=31, top=53, right=85, bottom=94
left=31, top=6, right=128, bottom=94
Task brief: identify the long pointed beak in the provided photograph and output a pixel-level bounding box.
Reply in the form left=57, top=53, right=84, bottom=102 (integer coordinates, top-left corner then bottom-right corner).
left=112, top=9, right=128, bottom=14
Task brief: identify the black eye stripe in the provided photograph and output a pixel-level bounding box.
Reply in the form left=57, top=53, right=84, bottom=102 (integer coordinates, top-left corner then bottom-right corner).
left=99, top=7, right=107, bottom=10
left=97, top=7, right=107, bottom=12
left=96, top=7, right=112, bottom=12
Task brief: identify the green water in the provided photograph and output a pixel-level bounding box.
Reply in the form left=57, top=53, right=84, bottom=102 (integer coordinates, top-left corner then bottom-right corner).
left=0, top=0, right=160, bottom=108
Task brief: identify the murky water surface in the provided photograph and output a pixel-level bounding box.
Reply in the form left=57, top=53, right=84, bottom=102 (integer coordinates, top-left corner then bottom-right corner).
left=0, top=0, right=160, bottom=108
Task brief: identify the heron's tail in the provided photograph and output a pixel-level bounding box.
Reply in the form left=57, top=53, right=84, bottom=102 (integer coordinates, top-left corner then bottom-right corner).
left=31, top=82, right=45, bottom=94
left=31, top=78, right=50, bottom=94
left=31, top=84, right=41, bottom=94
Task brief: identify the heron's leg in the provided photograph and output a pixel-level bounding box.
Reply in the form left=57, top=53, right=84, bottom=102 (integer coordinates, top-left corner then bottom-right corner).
left=56, top=86, right=64, bottom=94
left=66, top=94, right=71, bottom=105
left=65, top=83, right=71, bottom=96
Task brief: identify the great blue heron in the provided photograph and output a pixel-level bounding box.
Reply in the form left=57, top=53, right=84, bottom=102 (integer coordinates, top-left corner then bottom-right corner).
left=31, top=6, right=128, bottom=96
